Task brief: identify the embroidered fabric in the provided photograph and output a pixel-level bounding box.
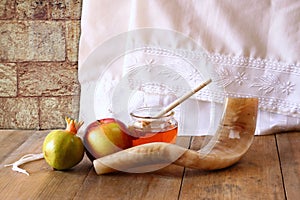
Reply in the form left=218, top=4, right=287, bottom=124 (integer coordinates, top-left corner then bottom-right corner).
left=79, top=29, right=224, bottom=136
left=78, top=0, right=300, bottom=135
left=79, top=40, right=300, bottom=135
left=134, top=46, right=300, bottom=119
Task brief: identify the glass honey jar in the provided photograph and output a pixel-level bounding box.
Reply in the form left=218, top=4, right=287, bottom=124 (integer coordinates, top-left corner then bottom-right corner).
left=129, top=106, right=178, bottom=146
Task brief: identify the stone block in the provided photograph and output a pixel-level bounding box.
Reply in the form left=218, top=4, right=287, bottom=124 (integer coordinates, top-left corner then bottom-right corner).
left=51, top=0, right=82, bottom=19
left=66, top=20, right=81, bottom=62
left=0, top=97, right=39, bottom=129
left=0, top=63, right=17, bottom=97
left=16, top=0, right=50, bottom=19
left=0, top=21, right=65, bottom=61
left=40, top=96, right=80, bottom=129
left=18, top=62, right=79, bottom=97
left=0, top=0, right=15, bottom=19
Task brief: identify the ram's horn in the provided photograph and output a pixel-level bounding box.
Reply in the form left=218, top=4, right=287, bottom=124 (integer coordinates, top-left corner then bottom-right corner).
left=93, top=98, right=259, bottom=175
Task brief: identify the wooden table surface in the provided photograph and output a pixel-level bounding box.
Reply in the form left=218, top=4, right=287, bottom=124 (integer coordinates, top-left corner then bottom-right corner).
left=0, top=130, right=299, bottom=200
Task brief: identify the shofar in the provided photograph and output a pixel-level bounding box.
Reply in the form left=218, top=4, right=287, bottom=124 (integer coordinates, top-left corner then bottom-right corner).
left=93, top=97, right=259, bottom=175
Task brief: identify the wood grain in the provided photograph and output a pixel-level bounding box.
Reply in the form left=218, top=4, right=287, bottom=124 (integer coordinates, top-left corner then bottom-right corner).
left=74, top=137, right=191, bottom=200
left=276, top=132, right=300, bottom=200
left=0, top=130, right=33, bottom=162
left=179, top=135, right=285, bottom=200
left=0, top=130, right=91, bottom=200
left=0, top=131, right=299, bottom=199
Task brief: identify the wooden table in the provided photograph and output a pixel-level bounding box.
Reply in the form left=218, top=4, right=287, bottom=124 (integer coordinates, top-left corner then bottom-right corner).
left=0, top=130, right=299, bottom=200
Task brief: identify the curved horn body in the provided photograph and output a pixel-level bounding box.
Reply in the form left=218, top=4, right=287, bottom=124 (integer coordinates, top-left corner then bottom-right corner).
left=93, top=98, right=258, bottom=175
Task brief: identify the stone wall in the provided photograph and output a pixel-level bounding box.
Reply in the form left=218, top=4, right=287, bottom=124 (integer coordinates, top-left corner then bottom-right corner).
left=0, top=0, right=82, bottom=129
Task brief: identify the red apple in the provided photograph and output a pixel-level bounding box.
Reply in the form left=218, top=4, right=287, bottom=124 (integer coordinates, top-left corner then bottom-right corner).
left=83, top=118, right=133, bottom=161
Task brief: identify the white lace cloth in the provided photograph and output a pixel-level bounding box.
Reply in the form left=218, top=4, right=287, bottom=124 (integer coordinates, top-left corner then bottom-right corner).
left=78, top=0, right=300, bottom=135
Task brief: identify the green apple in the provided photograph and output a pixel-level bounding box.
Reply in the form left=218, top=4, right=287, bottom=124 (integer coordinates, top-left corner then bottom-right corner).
left=83, top=118, right=133, bottom=161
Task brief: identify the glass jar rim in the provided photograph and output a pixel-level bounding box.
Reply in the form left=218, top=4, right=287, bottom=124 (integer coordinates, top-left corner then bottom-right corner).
left=130, top=106, right=174, bottom=120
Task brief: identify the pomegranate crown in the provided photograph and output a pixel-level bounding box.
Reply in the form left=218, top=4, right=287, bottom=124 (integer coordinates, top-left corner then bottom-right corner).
left=65, top=117, right=84, bottom=134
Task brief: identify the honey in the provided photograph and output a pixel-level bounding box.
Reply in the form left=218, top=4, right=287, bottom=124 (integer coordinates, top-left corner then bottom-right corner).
left=129, top=107, right=178, bottom=146
left=132, top=125, right=178, bottom=146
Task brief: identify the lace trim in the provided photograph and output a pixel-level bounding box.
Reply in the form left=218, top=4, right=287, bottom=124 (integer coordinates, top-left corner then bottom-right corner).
left=125, top=46, right=300, bottom=117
